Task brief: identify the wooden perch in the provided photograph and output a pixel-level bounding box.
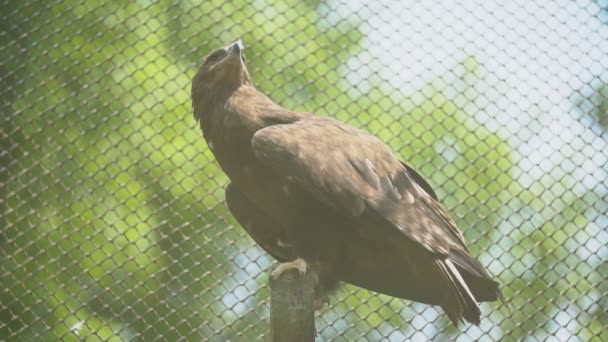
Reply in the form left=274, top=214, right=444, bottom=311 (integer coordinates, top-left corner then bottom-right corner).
left=269, top=264, right=315, bottom=342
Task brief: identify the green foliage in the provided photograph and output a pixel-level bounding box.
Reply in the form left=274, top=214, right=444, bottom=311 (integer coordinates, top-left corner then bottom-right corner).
left=499, top=179, right=608, bottom=340
left=1, top=0, right=362, bottom=339
left=1, top=0, right=604, bottom=340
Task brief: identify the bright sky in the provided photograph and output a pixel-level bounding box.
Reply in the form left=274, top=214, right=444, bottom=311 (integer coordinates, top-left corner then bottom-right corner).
left=325, top=0, right=608, bottom=190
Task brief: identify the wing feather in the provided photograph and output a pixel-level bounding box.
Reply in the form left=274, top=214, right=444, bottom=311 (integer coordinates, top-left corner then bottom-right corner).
left=225, top=183, right=292, bottom=262
left=251, top=117, right=468, bottom=256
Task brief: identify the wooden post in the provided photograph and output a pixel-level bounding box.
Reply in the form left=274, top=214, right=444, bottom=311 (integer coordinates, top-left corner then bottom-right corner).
left=269, top=265, right=315, bottom=342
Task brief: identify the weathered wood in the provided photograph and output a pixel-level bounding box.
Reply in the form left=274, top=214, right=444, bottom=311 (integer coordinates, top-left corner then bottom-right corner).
left=269, top=265, right=315, bottom=342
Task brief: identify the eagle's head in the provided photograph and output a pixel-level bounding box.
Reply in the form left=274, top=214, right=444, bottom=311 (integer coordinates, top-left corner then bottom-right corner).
left=192, top=40, right=251, bottom=116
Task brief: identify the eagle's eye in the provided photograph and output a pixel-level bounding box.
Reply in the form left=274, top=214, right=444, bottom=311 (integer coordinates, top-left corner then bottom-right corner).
left=204, top=50, right=226, bottom=66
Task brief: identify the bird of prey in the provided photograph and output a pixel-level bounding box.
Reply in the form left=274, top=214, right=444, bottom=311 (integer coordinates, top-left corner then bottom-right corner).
left=191, top=40, right=502, bottom=325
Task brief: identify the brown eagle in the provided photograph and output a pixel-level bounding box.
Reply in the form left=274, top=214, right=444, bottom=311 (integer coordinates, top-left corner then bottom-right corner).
left=192, top=40, right=502, bottom=325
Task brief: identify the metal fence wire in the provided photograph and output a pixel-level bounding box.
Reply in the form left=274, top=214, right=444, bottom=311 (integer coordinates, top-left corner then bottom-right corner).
left=1, top=0, right=607, bottom=341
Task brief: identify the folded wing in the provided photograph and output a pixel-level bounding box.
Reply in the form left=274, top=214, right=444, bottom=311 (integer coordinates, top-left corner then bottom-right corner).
left=250, top=116, right=501, bottom=324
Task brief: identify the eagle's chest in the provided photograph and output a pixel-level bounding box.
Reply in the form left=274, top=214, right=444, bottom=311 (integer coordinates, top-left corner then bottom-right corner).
left=234, top=162, right=349, bottom=249
left=232, top=163, right=297, bottom=224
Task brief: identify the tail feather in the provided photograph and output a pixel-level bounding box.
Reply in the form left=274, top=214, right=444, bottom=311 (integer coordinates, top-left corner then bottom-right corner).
left=458, top=265, right=503, bottom=303
left=434, top=259, right=482, bottom=325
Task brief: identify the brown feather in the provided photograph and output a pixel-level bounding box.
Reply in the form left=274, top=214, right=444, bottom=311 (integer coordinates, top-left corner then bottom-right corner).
left=192, top=41, right=503, bottom=325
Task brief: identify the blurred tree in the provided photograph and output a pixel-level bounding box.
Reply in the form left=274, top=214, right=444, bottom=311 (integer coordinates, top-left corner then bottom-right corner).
left=584, top=0, right=608, bottom=131
left=0, top=0, right=362, bottom=340
left=575, top=81, right=608, bottom=132
left=500, top=181, right=607, bottom=340
left=569, top=74, right=608, bottom=341
left=1, top=0, right=520, bottom=340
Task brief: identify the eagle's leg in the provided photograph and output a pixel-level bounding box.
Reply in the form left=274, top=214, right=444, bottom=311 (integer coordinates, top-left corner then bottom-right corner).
left=270, top=258, right=308, bottom=281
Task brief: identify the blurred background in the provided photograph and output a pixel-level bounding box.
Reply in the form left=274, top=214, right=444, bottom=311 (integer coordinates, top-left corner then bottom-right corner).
left=1, top=0, right=607, bottom=340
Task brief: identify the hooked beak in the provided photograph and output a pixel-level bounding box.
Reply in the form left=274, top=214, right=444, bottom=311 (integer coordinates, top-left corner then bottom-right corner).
left=224, top=39, right=250, bottom=83
left=229, top=39, right=244, bottom=56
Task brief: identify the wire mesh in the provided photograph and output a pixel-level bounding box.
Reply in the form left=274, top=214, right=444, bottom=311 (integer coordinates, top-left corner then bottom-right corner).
left=1, top=0, right=607, bottom=340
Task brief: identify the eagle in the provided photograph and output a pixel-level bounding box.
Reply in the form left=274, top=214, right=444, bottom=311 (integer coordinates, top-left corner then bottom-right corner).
left=191, top=40, right=502, bottom=325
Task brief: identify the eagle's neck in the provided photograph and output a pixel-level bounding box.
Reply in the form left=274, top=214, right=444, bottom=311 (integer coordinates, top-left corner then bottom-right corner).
left=199, top=84, right=299, bottom=179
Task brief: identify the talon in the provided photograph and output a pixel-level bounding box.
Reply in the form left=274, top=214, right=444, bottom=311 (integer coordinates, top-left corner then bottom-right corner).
left=314, top=296, right=330, bottom=311
left=270, top=258, right=308, bottom=281
left=314, top=298, right=325, bottom=311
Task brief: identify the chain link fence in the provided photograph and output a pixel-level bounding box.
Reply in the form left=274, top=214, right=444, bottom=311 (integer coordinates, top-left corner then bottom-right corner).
left=1, top=0, right=607, bottom=340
